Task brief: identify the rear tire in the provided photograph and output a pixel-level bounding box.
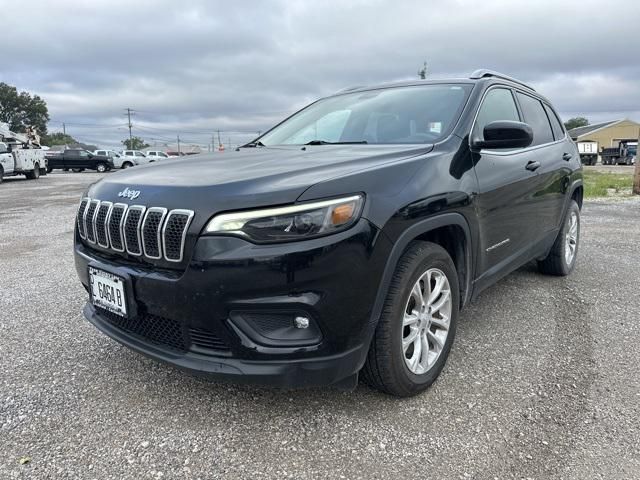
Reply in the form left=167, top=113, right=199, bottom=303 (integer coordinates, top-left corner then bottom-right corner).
left=538, top=200, right=580, bottom=276
left=362, top=241, right=459, bottom=397
left=46, top=166, right=53, bottom=173
left=26, top=163, right=40, bottom=179
left=96, top=163, right=107, bottom=173
left=71, top=168, right=85, bottom=173
left=122, top=162, right=133, bottom=169
left=0, top=166, right=3, bottom=184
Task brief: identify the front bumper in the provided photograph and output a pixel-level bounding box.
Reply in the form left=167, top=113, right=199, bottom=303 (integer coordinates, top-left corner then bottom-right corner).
left=75, top=218, right=392, bottom=387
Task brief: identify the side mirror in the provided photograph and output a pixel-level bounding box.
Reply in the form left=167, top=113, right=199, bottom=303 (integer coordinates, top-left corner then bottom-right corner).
left=472, top=120, right=533, bottom=150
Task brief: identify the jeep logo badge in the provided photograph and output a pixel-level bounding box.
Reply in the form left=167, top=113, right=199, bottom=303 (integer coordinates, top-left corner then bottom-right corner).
left=118, top=187, right=141, bottom=200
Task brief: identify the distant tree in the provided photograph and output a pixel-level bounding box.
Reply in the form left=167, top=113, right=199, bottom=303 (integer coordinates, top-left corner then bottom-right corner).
left=41, top=132, right=78, bottom=146
left=122, top=136, right=149, bottom=150
left=0, top=82, right=49, bottom=135
left=564, top=117, right=589, bottom=131
left=418, top=61, right=428, bottom=80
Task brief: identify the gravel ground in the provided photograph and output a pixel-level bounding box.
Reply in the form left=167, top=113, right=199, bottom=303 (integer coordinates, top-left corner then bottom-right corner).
left=1, top=172, right=639, bottom=479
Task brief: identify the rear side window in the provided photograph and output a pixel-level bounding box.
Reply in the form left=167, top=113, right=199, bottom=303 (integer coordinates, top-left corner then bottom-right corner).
left=473, top=88, right=520, bottom=141
left=125, top=152, right=133, bottom=156
left=516, top=92, right=554, bottom=146
left=543, top=104, right=565, bottom=140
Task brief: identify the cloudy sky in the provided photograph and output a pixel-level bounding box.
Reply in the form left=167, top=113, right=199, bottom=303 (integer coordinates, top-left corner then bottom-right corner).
left=3, top=0, right=639, bottom=149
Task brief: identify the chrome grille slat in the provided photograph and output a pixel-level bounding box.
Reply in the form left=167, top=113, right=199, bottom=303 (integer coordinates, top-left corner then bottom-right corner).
left=108, top=203, right=127, bottom=252
left=76, top=199, right=193, bottom=263
left=163, top=209, right=195, bottom=262
left=77, top=197, right=90, bottom=239
left=123, top=205, right=146, bottom=256
left=142, top=207, right=168, bottom=259
left=95, top=201, right=112, bottom=248
left=84, top=200, right=100, bottom=244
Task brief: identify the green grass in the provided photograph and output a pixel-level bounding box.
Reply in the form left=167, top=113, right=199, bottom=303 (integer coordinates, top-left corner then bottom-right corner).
left=583, top=170, right=634, bottom=198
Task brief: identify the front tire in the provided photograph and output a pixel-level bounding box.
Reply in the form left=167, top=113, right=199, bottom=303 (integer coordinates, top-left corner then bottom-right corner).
left=362, top=241, right=459, bottom=397
left=122, top=162, right=133, bottom=169
left=96, top=163, right=107, bottom=173
left=538, top=200, right=580, bottom=276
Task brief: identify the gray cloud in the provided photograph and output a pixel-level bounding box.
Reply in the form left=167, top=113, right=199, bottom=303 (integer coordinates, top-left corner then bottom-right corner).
left=2, top=0, right=639, bottom=148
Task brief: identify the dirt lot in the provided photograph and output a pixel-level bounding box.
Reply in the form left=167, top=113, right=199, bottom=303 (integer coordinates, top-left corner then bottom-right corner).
left=1, top=172, right=640, bottom=479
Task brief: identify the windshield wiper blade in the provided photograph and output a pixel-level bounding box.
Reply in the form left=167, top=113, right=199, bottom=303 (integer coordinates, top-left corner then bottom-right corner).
left=241, top=140, right=265, bottom=148
left=304, top=140, right=368, bottom=145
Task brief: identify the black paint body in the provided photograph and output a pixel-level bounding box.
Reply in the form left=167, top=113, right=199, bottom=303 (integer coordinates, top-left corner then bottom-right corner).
left=47, top=149, right=114, bottom=171
left=74, top=76, right=583, bottom=387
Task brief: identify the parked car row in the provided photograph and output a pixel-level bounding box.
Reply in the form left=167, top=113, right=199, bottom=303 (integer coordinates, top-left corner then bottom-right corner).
left=45, top=149, right=175, bottom=173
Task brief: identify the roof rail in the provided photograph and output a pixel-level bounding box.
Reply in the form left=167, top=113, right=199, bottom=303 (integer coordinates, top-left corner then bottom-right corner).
left=469, top=69, right=535, bottom=91
left=335, top=85, right=366, bottom=94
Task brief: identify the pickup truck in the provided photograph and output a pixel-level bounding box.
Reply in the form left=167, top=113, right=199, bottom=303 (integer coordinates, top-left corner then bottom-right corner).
left=46, top=149, right=114, bottom=173
left=0, top=141, right=48, bottom=183
left=94, top=150, right=136, bottom=169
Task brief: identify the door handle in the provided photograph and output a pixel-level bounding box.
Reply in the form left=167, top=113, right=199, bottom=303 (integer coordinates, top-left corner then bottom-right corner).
left=525, top=160, right=541, bottom=171
left=563, top=153, right=573, bottom=161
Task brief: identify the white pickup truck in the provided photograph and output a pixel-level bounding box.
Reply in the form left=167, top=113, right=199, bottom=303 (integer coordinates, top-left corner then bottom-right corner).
left=0, top=141, right=47, bottom=183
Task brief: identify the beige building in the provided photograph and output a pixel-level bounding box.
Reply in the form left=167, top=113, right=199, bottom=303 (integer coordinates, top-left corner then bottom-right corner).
left=568, top=119, right=640, bottom=162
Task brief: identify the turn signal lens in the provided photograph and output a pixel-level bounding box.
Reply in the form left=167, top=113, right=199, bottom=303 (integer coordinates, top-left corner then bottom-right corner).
left=331, top=203, right=356, bottom=226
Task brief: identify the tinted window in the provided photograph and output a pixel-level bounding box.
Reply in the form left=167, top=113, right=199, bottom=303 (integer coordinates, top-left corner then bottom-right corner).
left=516, top=92, right=554, bottom=146
left=543, top=103, right=565, bottom=140
left=473, top=88, right=520, bottom=141
left=97, top=151, right=105, bottom=155
left=259, top=84, right=473, bottom=145
left=125, top=152, right=133, bottom=156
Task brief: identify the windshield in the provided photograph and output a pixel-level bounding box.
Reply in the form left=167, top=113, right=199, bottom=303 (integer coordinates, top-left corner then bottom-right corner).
left=259, top=84, right=472, bottom=146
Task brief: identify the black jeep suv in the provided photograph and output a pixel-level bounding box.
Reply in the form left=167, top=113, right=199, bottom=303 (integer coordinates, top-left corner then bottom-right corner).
left=74, top=70, right=582, bottom=397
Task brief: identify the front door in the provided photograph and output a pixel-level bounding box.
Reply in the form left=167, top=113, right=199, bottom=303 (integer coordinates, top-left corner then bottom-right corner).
left=470, top=87, right=545, bottom=283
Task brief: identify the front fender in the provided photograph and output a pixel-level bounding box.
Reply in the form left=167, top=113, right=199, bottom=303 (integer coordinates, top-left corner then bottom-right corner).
left=369, top=212, right=473, bottom=330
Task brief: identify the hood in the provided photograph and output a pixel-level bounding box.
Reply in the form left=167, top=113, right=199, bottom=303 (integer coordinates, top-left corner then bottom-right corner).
left=88, top=144, right=432, bottom=213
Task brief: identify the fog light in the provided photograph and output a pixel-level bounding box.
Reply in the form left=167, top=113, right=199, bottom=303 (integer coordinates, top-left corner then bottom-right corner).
left=294, top=316, right=310, bottom=329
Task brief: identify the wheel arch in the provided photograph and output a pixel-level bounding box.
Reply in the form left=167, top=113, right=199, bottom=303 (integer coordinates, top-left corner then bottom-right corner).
left=370, top=213, right=473, bottom=328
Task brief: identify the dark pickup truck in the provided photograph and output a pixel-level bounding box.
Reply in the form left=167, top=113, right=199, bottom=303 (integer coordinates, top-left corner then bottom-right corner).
left=46, top=149, right=114, bottom=173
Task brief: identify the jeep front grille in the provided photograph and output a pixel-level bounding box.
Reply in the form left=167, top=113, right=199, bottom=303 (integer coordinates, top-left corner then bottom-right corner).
left=77, top=197, right=194, bottom=263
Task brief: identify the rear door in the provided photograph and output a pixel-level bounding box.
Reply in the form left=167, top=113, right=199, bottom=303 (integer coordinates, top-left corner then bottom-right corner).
left=471, top=87, right=546, bottom=281
left=65, top=150, right=81, bottom=169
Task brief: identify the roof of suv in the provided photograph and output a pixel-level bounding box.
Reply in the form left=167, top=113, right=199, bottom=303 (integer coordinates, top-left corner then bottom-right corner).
left=332, top=69, right=539, bottom=98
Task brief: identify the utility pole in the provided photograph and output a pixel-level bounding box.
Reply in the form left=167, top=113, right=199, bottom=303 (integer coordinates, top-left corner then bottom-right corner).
left=62, top=123, right=66, bottom=135
left=217, top=129, right=222, bottom=149
left=125, top=108, right=134, bottom=146
left=633, top=127, right=640, bottom=194
left=418, top=61, right=428, bottom=80
left=177, top=135, right=181, bottom=155
left=212, top=134, right=215, bottom=152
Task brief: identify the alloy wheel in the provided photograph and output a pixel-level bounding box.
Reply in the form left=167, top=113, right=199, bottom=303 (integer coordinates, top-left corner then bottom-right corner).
left=565, top=211, right=578, bottom=265
left=402, top=268, right=452, bottom=375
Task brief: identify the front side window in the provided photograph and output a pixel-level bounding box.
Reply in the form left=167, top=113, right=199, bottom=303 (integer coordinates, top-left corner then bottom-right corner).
left=473, top=88, right=520, bottom=142
left=516, top=92, right=554, bottom=146
left=79, top=150, right=89, bottom=157
left=259, top=84, right=472, bottom=145
left=125, top=151, right=133, bottom=156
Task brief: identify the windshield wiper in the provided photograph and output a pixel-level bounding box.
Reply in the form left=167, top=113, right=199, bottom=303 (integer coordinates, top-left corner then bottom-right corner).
left=304, top=140, right=368, bottom=145
left=241, top=140, right=265, bottom=148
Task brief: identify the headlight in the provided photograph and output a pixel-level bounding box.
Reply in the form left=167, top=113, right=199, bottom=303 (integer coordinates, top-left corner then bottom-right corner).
left=205, top=194, right=364, bottom=243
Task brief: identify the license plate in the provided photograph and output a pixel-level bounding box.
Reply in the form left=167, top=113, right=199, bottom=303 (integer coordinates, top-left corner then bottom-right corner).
left=89, top=267, right=127, bottom=317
